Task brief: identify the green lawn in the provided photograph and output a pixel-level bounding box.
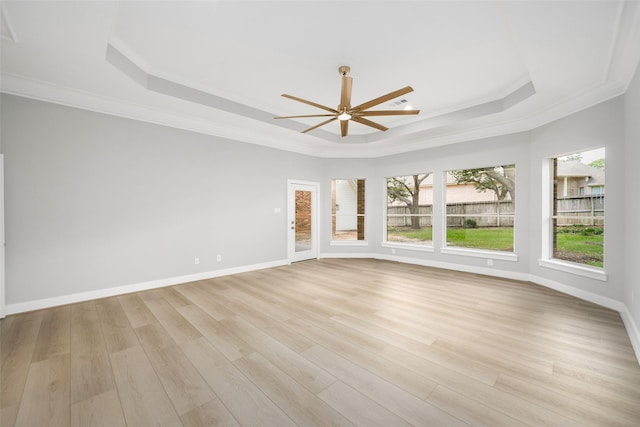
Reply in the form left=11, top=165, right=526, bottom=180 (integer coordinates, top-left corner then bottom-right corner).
left=387, top=226, right=603, bottom=267
left=387, top=227, right=433, bottom=241
left=554, top=234, right=604, bottom=267
left=446, top=227, right=514, bottom=251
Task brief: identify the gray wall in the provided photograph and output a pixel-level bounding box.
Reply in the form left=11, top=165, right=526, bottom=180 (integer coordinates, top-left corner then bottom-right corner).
left=1, top=94, right=322, bottom=304
left=369, top=133, right=531, bottom=273
left=0, top=85, right=635, bottom=322
left=319, top=97, right=628, bottom=308
left=529, top=97, right=625, bottom=301
left=625, top=62, right=640, bottom=330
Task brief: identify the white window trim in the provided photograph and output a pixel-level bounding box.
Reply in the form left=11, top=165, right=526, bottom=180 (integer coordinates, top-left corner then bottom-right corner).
left=382, top=242, right=435, bottom=252
left=382, top=173, right=434, bottom=249
left=538, top=259, right=608, bottom=281
left=441, top=170, right=518, bottom=259
left=541, top=159, right=554, bottom=261
left=441, top=247, right=518, bottom=261
left=541, top=156, right=607, bottom=281
left=331, top=178, right=367, bottom=244
left=330, top=240, right=369, bottom=247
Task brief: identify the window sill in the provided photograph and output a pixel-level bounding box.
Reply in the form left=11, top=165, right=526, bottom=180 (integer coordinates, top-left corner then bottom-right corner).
left=440, top=247, right=518, bottom=262
left=330, top=240, right=369, bottom=247
left=538, top=259, right=607, bottom=282
left=382, top=242, right=435, bottom=253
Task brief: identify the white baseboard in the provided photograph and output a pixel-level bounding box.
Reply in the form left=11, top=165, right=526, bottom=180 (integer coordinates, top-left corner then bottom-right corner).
left=319, top=252, right=375, bottom=260
left=377, top=253, right=531, bottom=282
left=321, top=252, right=530, bottom=282
left=620, top=306, right=640, bottom=366
left=323, top=251, right=626, bottom=309
left=322, top=252, right=638, bottom=365
left=528, top=276, right=640, bottom=366
left=4, top=254, right=639, bottom=366
left=527, top=275, right=625, bottom=313
left=4, top=259, right=289, bottom=315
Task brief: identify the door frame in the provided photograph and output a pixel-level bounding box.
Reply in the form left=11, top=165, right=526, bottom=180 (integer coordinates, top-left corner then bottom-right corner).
left=1, top=155, right=5, bottom=318
left=287, top=179, right=320, bottom=263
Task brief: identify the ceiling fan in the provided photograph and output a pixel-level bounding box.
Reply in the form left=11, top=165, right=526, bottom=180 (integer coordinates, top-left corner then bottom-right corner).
left=274, top=66, right=420, bottom=137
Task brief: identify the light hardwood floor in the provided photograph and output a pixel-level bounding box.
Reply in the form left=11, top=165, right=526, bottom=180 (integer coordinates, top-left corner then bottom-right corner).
left=2, top=259, right=639, bottom=426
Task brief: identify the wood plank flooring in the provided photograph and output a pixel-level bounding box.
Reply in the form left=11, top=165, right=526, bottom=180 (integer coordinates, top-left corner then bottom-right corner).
left=2, top=258, right=639, bottom=426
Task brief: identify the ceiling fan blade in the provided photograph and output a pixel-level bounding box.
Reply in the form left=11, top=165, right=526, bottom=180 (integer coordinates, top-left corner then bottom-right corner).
left=340, top=119, right=349, bottom=137
left=351, top=116, right=389, bottom=132
left=302, top=117, right=338, bottom=134
left=352, top=86, right=414, bottom=112
left=340, top=76, right=352, bottom=110
left=281, top=94, right=338, bottom=114
left=358, top=109, right=420, bottom=116
left=274, top=114, right=336, bottom=119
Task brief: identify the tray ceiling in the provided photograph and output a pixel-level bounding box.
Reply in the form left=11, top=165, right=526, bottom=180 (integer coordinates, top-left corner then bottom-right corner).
left=1, top=1, right=639, bottom=157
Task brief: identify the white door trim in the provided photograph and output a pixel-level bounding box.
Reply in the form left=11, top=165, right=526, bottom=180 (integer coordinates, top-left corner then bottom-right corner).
left=1, top=154, right=5, bottom=318
left=287, top=179, right=320, bottom=263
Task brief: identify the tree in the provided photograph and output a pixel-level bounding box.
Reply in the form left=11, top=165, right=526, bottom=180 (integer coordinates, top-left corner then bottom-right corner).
left=387, top=174, right=429, bottom=229
left=589, top=158, right=605, bottom=169
left=563, top=153, right=583, bottom=162
left=451, top=165, right=516, bottom=202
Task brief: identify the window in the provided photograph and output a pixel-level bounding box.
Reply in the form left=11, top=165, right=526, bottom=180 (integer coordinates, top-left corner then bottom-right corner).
left=551, top=148, right=604, bottom=268
left=444, top=165, right=516, bottom=253
left=385, top=174, right=432, bottom=246
left=331, top=179, right=365, bottom=241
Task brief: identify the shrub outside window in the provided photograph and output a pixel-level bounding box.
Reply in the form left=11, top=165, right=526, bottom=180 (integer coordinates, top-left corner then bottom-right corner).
left=386, top=174, right=432, bottom=246
left=445, top=165, right=516, bottom=252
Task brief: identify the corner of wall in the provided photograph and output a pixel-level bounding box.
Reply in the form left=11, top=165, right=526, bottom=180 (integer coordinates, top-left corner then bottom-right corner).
left=620, top=305, right=640, bottom=366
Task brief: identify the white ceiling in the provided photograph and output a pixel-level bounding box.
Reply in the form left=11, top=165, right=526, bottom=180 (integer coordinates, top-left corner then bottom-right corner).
left=1, top=1, right=639, bottom=157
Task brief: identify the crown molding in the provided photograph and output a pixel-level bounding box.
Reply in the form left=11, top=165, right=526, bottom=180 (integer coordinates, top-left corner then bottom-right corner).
left=0, top=3, right=17, bottom=43
left=0, top=72, right=331, bottom=157
left=606, top=0, right=640, bottom=91
left=1, top=1, right=639, bottom=158
left=0, top=66, right=631, bottom=160
left=105, top=40, right=539, bottom=147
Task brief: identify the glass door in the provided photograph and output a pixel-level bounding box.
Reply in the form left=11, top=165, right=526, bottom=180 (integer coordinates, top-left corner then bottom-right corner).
left=288, top=180, right=319, bottom=262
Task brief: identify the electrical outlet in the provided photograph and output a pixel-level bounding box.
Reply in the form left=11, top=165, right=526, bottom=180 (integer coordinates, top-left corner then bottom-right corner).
left=194, top=257, right=200, bottom=265
left=217, top=254, right=222, bottom=262
left=487, top=259, right=493, bottom=266
left=391, top=249, right=396, bottom=255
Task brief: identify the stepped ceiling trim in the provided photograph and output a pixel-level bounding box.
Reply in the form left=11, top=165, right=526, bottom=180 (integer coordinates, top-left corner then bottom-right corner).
left=0, top=1, right=639, bottom=157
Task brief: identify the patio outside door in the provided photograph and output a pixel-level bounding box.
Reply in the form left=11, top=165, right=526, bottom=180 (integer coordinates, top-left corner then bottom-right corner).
left=288, top=180, right=319, bottom=262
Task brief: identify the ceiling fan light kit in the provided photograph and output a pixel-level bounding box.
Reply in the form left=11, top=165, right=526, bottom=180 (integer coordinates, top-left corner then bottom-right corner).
left=338, top=109, right=352, bottom=121
left=275, top=66, right=420, bottom=137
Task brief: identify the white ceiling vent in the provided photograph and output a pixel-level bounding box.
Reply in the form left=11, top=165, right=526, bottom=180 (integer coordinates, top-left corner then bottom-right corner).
left=388, top=99, right=409, bottom=107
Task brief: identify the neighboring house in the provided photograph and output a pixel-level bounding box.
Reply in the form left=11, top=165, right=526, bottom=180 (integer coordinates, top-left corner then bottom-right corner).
left=334, top=179, right=359, bottom=231
left=556, top=160, right=605, bottom=197
left=415, top=173, right=507, bottom=205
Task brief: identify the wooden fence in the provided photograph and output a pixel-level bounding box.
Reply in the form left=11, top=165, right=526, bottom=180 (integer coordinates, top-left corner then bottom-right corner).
left=387, top=201, right=514, bottom=227
left=387, top=195, right=604, bottom=228
left=555, top=195, right=604, bottom=226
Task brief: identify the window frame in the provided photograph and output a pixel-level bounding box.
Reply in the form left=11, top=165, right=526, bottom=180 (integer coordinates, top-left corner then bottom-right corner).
left=441, top=166, right=518, bottom=262
left=382, top=173, right=435, bottom=252
left=538, top=152, right=607, bottom=281
left=330, top=178, right=368, bottom=247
